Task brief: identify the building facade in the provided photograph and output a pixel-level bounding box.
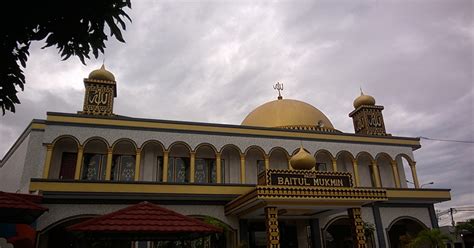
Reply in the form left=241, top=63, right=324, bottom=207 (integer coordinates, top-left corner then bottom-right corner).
left=0, top=66, right=451, bottom=248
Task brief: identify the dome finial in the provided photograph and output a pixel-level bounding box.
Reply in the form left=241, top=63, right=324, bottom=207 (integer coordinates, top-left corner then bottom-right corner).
left=353, top=88, right=376, bottom=108
left=273, top=82, right=284, bottom=100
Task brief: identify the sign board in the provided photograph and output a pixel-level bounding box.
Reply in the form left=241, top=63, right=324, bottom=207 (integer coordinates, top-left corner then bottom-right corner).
left=258, top=169, right=353, bottom=188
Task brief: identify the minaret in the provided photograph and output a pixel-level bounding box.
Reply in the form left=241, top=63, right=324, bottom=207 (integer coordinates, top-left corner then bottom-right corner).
left=349, top=90, right=390, bottom=136
left=80, top=64, right=117, bottom=116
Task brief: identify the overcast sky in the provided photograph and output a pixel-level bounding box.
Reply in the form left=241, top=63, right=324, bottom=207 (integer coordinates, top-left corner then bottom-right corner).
left=1, top=0, right=472, bottom=226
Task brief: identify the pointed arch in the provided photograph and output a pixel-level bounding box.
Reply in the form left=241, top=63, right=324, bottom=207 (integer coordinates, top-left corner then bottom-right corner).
left=52, top=135, right=80, bottom=147
left=219, top=144, right=242, bottom=154
left=375, top=152, right=393, bottom=161
left=336, top=150, right=355, bottom=161
left=140, top=140, right=165, bottom=151
left=395, top=153, right=414, bottom=165
left=112, top=138, right=138, bottom=151
left=167, top=141, right=192, bottom=152
left=269, top=147, right=290, bottom=158
left=83, top=136, right=110, bottom=148
left=195, top=143, right=218, bottom=154
left=315, top=149, right=335, bottom=160
left=356, top=151, right=374, bottom=161
left=244, top=145, right=266, bottom=156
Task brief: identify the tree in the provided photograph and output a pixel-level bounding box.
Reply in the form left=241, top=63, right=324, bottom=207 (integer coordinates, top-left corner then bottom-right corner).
left=408, top=228, right=452, bottom=248
left=455, top=218, right=474, bottom=234
left=0, top=0, right=131, bottom=114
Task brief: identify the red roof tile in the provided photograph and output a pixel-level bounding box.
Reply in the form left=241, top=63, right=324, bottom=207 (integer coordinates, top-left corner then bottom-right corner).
left=68, top=202, right=222, bottom=234
left=0, top=191, right=48, bottom=223
left=0, top=191, right=47, bottom=211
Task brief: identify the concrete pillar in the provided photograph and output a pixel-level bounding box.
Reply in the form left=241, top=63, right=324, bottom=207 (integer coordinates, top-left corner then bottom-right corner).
left=264, top=155, right=270, bottom=170
left=162, top=150, right=169, bottom=182
left=265, top=207, right=280, bottom=248
left=410, top=162, right=420, bottom=188
left=331, top=158, right=338, bottom=172
left=74, top=145, right=84, bottom=180
left=371, top=160, right=382, bottom=188
left=190, top=151, right=196, bottom=183
left=216, top=152, right=222, bottom=183
left=240, top=153, right=246, bottom=183
left=134, top=148, right=141, bottom=181
left=105, top=147, right=113, bottom=180
left=390, top=160, right=401, bottom=188
left=42, top=144, right=53, bottom=179
left=352, top=159, right=360, bottom=187
left=348, top=207, right=367, bottom=248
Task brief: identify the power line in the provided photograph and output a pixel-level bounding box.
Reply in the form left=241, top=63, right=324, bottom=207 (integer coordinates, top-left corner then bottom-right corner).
left=418, top=136, right=474, bottom=144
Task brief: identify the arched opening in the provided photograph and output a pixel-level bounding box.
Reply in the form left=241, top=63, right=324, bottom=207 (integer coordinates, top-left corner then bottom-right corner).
left=220, top=145, right=241, bottom=184
left=245, top=146, right=265, bottom=184
left=336, top=151, right=354, bottom=173
left=356, top=152, right=377, bottom=187
left=195, top=144, right=218, bottom=184
left=324, top=217, right=375, bottom=248
left=168, top=142, right=191, bottom=183
left=37, top=215, right=96, bottom=248
left=50, top=136, right=79, bottom=180
left=112, top=139, right=137, bottom=182
left=376, top=153, right=395, bottom=188
left=387, top=217, right=427, bottom=248
left=396, top=154, right=414, bottom=188
left=315, top=150, right=333, bottom=172
left=82, top=138, right=108, bottom=180
left=140, top=140, right=165, bottom=182
left=269, top=147, right=289, bottom=170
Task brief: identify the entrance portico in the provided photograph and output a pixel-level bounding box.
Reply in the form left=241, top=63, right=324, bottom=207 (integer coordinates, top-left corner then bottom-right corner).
left=225, top=169, right=387, bottom=248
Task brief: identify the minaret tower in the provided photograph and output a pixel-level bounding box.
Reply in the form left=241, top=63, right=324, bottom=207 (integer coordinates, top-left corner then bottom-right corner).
left=80, top=64, right=117, bottom=116
left=349, top=90, right=390, bottom=136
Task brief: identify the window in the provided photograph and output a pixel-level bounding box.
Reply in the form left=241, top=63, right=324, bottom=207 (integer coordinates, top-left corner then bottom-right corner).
left=317, top=163, right=327, bottom=171
left=257, top=160, right=265, bottom=174
left=111, top=155, right=136, bottom=181
left=59, top=152, right=77, bottom=179
left=195, top=158, right=217, bottom=183
left=155, top=156, right=164, bottom=182
left=168, top=157, right=190, bottom=183
left=81, top=153, right=106, bottom=180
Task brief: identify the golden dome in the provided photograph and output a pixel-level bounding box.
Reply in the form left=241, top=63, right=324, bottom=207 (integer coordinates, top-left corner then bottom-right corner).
left=88, top=64, right=115, bottom=82
left=353, top=91, right=376, bottom=109
left=241, top=98, right=335, bottom=130
left=290, top=146, right=316, bottom=170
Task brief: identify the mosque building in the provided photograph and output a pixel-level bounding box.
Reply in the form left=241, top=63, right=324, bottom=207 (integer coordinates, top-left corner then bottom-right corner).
left=0, top=65, right=451, bottom=248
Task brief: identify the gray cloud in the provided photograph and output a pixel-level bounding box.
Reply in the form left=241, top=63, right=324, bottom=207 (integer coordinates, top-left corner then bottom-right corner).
left=0, top=0, right=472, bottom=225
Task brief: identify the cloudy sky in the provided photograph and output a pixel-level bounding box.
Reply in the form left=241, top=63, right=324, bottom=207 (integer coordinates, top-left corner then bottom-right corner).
left=1, top=0, right=472, bottom=225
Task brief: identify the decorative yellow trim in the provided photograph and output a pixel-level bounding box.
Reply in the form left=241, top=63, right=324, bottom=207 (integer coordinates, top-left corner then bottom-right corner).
left=348, top=208, right=367, bottom=247
left=225, top=185, right=387, bottom=215
left=390, top=160, right=401, bottom=188
left=190, top=152, right=196, bottom=183
left=352, top=160, right=360, bottom=187
left=42, top=144, right=53, bottom=179
left=46, top=114, right=421, bottom=148
left=331, top=158, right=337, bottom=172
left=29, top=181, right=253, bottom=195
left=74, top=145, right=84, bottom=180
left=410, top=162, right=420, bottom=188
left=371, top=160, right=382, bottom=188
left=31, top=123, right=46, bottom=130
left=386, top=189, right=451, bottom=200
left=134, top=148, right=141, bottom=181
left=265, top=207, right=280, bottom=248
left=240, top=153, right=246, bottom=184
left=264, top=155, right=270, bottom=170
left=162, top=151, right=169, bottom=182
left=216, top=153, right=222, bottom=184
left=105, top=148, right=113, bottom=180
